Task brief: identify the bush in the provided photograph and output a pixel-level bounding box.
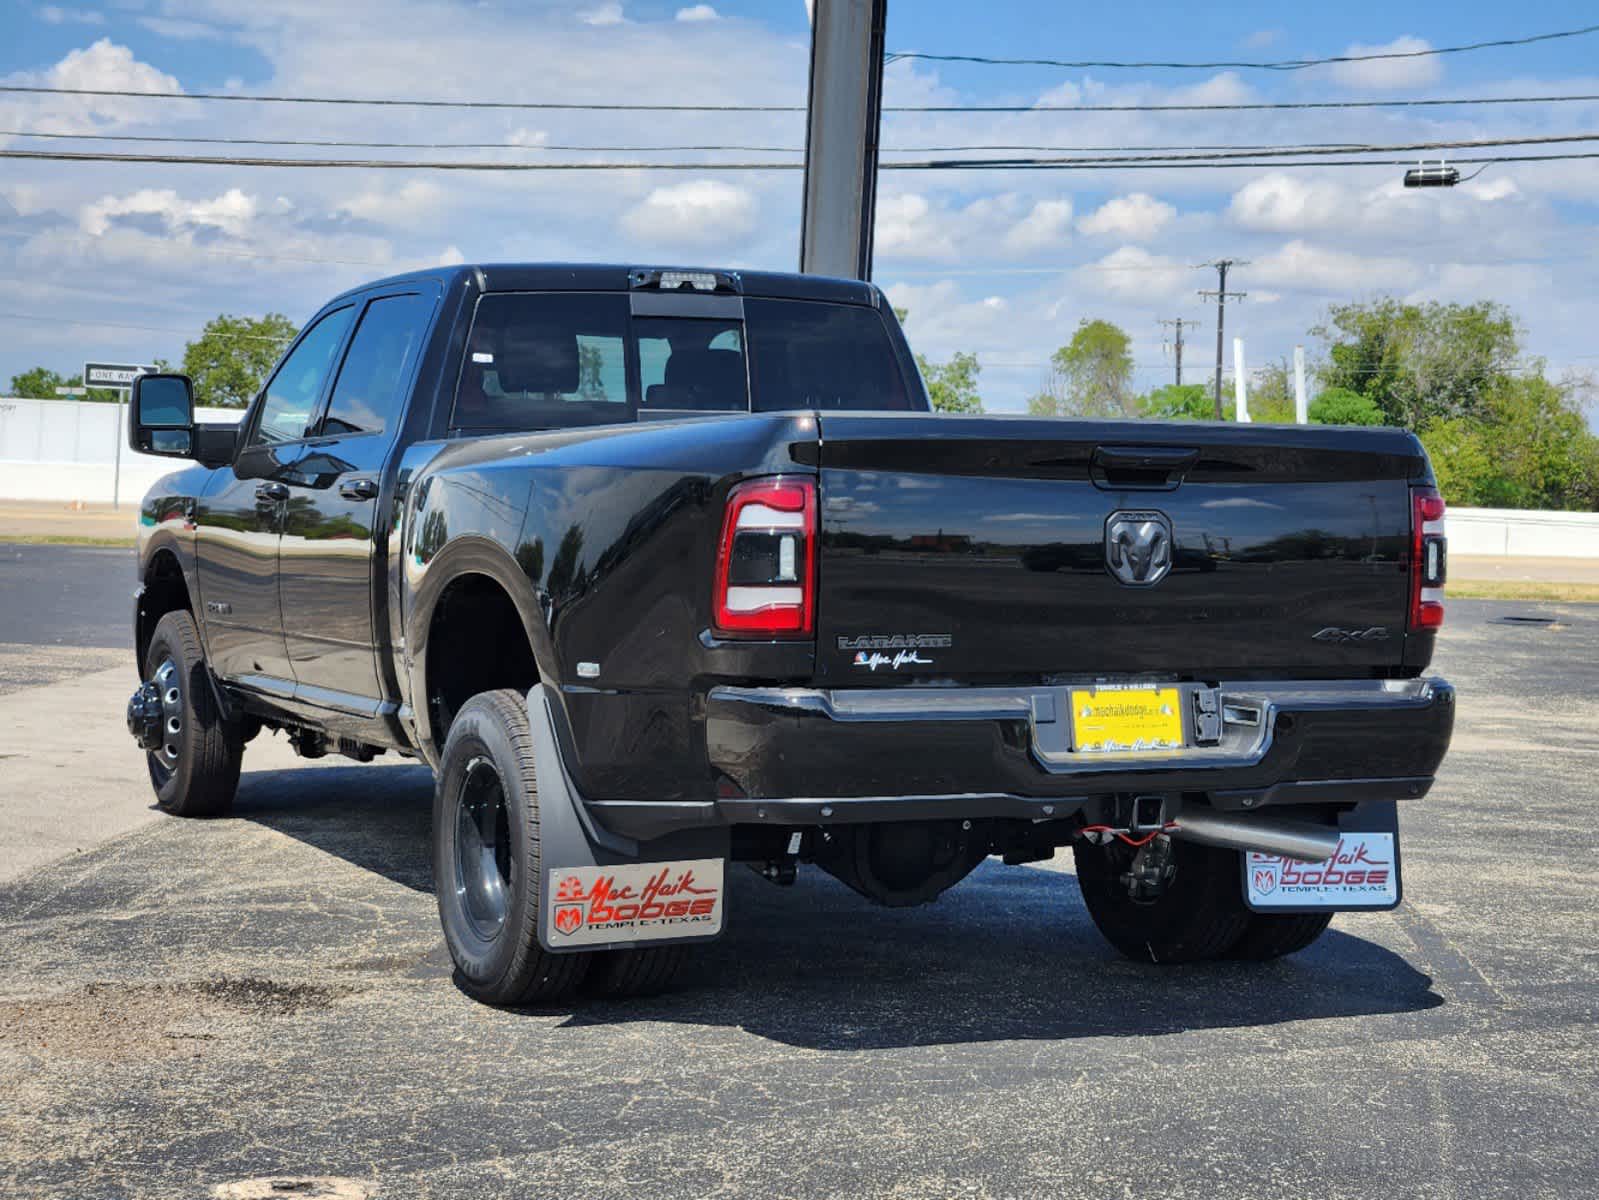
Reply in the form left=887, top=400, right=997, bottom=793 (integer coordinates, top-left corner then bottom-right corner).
left=1309, top=388, right=1385, bottom=426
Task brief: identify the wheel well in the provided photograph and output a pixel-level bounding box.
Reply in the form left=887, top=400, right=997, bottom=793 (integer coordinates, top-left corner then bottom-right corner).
left=136, top=549, right=191, bottom=669
left=426, top=573, right=540, bottom=748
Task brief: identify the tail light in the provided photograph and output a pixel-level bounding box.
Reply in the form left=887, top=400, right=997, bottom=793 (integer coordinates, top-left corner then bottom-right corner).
left=1409, top=486, right=1447, bottom=631
left=713, top=475, right=816, bottom=638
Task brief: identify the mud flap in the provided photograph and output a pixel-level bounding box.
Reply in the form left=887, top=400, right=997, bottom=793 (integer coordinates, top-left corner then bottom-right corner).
left=527, top=685, right=729, bottom=953
left=1242, top=800, right=1403, bottom=913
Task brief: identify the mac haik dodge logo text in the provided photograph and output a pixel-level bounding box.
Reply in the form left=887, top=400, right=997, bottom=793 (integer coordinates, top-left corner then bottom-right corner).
left=1246, top=834, right=1398, bottom=909
left=841, top=633, right=949, bottom=670
left=548, top=858, right=725, bottom=946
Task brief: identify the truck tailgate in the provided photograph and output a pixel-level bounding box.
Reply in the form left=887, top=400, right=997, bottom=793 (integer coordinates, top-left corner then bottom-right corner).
left=814, top=414, right=1429, bottom=682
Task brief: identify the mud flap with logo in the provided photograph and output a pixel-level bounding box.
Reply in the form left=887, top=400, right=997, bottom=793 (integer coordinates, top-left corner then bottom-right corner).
left=527, top=685, right=730, bottom=953
left=1242, top=800, right=1403, bottom=913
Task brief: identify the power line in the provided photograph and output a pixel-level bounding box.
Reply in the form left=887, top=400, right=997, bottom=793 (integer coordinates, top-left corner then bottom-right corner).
left=885, top=23, right=1599, bottom=72
left=5, top=133, right=1599, bottom=172
left=7, top=81, right=1599, bottom=115
left=0, top=309, right=294, bottom=342
left=0, top=128, right=1384, bottom=155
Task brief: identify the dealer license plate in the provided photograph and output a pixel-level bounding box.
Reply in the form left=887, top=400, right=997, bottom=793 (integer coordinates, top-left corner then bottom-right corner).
left=1069, top=685, right=1184, bottom=752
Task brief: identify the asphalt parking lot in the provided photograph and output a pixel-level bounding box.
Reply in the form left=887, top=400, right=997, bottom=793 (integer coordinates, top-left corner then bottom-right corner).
left=1, top=543, right=1596, bottom=1199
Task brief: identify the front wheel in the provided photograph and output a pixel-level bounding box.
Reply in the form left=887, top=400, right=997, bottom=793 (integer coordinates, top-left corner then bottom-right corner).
left=138, top=610, right=243, bottom=818
left=1073, top=837, right=1251, bottom=963
left=434, top=689, right=591, bottom=1005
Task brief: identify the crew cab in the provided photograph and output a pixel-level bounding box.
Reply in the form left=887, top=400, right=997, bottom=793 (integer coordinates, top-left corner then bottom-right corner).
left=125, top=263, right=1454, bottom=1003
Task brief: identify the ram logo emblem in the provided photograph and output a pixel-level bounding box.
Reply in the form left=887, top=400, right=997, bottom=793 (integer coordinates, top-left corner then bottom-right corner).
left=1105, top=511, right=1173, bottom=587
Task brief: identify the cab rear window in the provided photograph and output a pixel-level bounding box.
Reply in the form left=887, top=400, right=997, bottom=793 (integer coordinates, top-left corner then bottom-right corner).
left=451, top=292, right=916, bottom=434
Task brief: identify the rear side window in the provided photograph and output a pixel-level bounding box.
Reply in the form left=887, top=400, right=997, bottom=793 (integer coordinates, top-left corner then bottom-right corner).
left=252, top=306, right=353, bottom=446
left=453, top=293, right=630, bottom=433
left=314, top=293, right=432, bottom=439
left=746, top=299, right=911, bottom=412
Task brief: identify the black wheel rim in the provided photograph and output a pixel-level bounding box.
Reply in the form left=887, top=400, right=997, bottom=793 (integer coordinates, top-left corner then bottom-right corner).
left=455, top=756, right=513, bottom=941
left=148, top=656, right=183, bottom=783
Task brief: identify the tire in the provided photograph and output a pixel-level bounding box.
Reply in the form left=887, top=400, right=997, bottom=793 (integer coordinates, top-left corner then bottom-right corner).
left=585, top=944, right=689, bottom=999
left=1231, top=911, right=1333, bottom=961
left=434, top=688, right=590, bottom=1006
left=1073, top=837, right=1251, bottom=963
left=142, top=610, right=243, bottom=818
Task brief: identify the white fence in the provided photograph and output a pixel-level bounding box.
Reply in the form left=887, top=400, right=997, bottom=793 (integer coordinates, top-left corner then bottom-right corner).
left=1446, top=506, right=1599, bottom=559
left=0, top=395, right=241, bottom=506
left=3, top=399, right=1598, bottom=555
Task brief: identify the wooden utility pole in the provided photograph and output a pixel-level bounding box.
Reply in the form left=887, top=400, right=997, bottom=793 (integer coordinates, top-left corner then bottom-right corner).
left=1198, top=260, right=1247, bottom=420
left=1158, top=317, right=1199, bottom=386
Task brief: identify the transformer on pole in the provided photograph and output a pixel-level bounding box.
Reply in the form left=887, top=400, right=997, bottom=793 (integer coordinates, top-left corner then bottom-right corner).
left=799, top=0, right=888, bottom=280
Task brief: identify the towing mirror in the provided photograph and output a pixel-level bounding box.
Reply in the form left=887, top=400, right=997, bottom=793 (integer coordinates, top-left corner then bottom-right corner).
left=130, top=373, right=195, bottom=458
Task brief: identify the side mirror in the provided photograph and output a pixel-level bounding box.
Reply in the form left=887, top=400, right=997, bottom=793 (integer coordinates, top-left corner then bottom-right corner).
left=130, top=373, right=195, bottom=458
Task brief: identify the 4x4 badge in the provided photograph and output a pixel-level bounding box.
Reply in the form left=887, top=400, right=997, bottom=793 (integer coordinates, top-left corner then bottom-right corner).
left=1105, top=510, right=1173, bottom=587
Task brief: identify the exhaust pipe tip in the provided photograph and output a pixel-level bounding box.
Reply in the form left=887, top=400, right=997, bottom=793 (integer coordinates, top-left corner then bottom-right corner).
left=1170, top=808, right=1340, bottom=863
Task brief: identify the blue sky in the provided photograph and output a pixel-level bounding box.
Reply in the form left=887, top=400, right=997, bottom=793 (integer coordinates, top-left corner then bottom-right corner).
left=4, top=0, right=1599, bottom=413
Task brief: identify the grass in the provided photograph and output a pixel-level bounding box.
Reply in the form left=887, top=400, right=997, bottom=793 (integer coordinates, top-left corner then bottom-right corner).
left=6, top=534, right=136, bottom=547
left=1447, top=579, right=1599, bottom=604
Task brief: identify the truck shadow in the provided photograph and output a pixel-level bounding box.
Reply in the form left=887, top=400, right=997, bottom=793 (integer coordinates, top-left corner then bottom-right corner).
left=235, top=764, right=1445, bottom=1051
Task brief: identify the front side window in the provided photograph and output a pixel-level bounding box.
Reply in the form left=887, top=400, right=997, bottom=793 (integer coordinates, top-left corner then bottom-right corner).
left=314, top=293, right=432, bottom=439
left=453, top=293, right=629, bottom=433
left=252, top=306, right=354, bottom=446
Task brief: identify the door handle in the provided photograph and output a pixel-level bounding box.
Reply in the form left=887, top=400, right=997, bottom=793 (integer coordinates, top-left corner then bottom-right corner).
left=338, top=477, right=379, bottom=501
left=255, top=481, right=289, bottom=503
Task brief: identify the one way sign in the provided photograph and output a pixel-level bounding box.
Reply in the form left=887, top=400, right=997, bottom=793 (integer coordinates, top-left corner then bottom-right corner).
left=84, top=362, right=157, bottom=389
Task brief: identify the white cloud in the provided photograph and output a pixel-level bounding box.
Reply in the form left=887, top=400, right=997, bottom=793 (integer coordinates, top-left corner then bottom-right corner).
left=579, top=3, right=627, bottom=26
left=1326, top=36, right=1441, bottom=90
left=675, top=4, right=718, bottom=21
left=1251, top=239, right=1415, bottom=294
left=336, top=180, right=448, bottom=227
left=620, top=180, right=757, bottom=246
left=436, top=245, right=466, bottom=267
left=1242, top=29, right=1281, bottom=50
left=49, top=38, right=182, bottom=95
left=1072, top=246, right=1192, bottom=301
left=39, top=6, right=105, bottom=24
left=1078, top=193, right=1175, bottom=241
left=1001, top=199, right=1072, bottom=255
left=80, top=188, right=258, bottom=237
left=1227, top=174, right=1346, bottom=234
left=875, top=193, right=956, bottom=259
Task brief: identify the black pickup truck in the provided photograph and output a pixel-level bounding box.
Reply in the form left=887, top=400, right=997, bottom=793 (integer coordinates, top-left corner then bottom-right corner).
left=125, top=263, right=1454, bottom=1003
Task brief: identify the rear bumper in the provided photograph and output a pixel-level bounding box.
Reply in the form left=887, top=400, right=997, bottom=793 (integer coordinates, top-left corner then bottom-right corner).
left=584, top=677, right=1454, bottom=841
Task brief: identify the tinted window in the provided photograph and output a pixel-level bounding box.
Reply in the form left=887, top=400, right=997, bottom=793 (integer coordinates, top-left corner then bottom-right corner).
left=637, top=317, right=747, bottom=411
left=253, top=307, right=353, bottom=445
left=315, top=294, right=432, bottom=438
left=746, top=299, right=911, bottom=412
left=454, top=292, right=629, bottom=433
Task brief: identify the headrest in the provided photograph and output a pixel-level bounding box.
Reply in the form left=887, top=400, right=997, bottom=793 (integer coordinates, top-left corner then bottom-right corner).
left=493, top=330, right=580, bottom=394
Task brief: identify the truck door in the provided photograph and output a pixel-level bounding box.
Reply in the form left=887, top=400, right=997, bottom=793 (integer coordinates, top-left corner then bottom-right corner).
left=196, top=305, right=355, bottom=690
left=278, top=289, right=435, bottom=711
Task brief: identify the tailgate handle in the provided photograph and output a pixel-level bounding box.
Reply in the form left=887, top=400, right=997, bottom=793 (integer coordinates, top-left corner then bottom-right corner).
left=1091, top=445, right=1199, bottom=491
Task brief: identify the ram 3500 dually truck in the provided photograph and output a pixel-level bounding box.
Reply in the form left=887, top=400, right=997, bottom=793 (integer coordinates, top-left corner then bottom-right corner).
left=125, top=263, right=1454, bottom=1004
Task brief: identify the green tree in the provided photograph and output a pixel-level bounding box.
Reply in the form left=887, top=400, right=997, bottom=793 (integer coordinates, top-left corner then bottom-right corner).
left=1313, top=298, right=1520, bottom=428
left=8, top=366, right=67, bottom=399
left=7, top=366, right=119, bottom=403
left=1247, top=359, right=1298, bottom=423
left=916, top=350, right=983, bottom=414
left=1309, top=388, right=1385, bottom=426
left=181, top=313, right=299, bottom=408
left=1142, top=383, right=1217, bottom=421
left=1048, top=318, right=1136, bottom=417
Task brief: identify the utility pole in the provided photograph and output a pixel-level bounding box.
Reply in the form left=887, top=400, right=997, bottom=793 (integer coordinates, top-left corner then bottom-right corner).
left=799, top=0, right=889, bottom=280
left=1198, top=260, right=1247, bottom=420
left=1158, top=317, right=1199, bottom=386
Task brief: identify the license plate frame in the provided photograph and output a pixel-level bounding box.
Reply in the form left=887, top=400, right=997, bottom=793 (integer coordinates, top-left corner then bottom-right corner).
left=1068, top=683, right=1186, bottom=754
